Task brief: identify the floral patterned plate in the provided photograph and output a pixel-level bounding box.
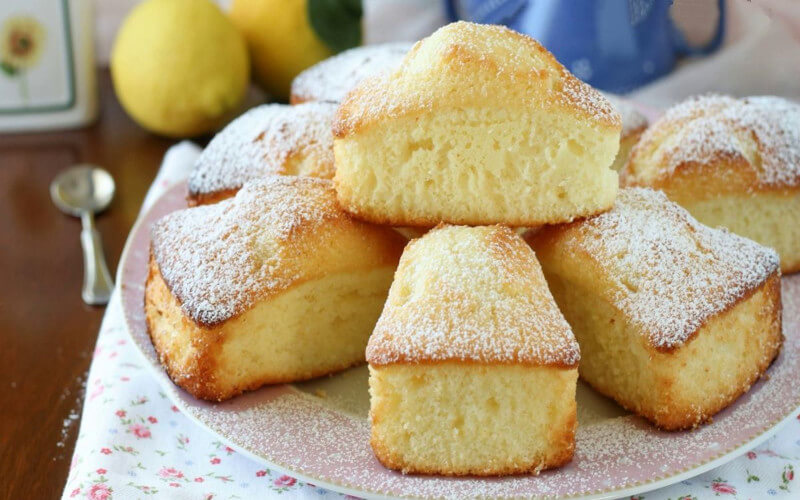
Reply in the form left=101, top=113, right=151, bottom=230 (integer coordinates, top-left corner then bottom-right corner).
left=120, top=181, right=800, bottom=500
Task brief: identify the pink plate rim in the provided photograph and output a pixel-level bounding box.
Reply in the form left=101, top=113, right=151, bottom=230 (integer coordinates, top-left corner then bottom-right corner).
left=119, top=181, right=800, bottom=500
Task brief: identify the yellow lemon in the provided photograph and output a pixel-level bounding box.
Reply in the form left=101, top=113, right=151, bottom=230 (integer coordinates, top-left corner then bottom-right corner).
left=230, top=0, right=342, bottom=101
left=111, top=0, right=249, bottom=138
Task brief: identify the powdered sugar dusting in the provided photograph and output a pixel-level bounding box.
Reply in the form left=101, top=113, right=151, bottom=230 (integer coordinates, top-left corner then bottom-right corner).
left=560, top=71, right=620, bottom=127
left=647, top=94, right=800, bottom=187
left=188, top=102, right=337, bottom=199
left=575, top=188, right=779, bottom=350
left=603, top=93, right=648, bottom=137
left=152, top=176, right=346, bottom=325
left=334, top=22, right=619, bottom=136
left=367, top=225, right=579, bottom=366
left=291, top=43, right=412, bottom=104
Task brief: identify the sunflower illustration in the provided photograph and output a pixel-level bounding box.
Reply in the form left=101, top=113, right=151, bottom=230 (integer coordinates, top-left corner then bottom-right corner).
left=1, top=15, right=47, bottom=102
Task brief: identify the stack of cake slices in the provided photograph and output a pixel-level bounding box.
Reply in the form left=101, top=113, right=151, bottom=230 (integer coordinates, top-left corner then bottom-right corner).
left=145, top=21, right=795, bottom=477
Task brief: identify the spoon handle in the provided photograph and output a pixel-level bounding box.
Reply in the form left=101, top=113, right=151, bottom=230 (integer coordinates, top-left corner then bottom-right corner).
left=80, top=212, right=114, bottom=305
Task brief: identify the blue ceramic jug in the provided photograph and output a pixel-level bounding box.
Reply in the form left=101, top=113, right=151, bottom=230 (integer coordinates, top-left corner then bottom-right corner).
left=445, top=0, right=725, bottom=93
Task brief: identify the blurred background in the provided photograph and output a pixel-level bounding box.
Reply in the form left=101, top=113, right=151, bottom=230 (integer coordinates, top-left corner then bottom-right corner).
left=1, top=0, right=799, bottom=137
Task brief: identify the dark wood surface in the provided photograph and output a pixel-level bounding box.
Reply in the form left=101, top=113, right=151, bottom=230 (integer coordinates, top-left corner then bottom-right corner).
left=0, top=70, right=175, bottom=500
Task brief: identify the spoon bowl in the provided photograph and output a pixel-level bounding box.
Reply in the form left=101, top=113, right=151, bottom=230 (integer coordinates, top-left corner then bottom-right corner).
left=51, top=165, right=115, bottom=216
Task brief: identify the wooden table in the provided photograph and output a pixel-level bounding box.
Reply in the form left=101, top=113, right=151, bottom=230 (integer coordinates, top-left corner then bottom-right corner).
left=0, top=70, right=175, bottom=499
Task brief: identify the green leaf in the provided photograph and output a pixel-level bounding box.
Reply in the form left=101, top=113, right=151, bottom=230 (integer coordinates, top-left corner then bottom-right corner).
left=0, top=61, right=19, bottom=76
left=307, top=0, right=362, bottom=53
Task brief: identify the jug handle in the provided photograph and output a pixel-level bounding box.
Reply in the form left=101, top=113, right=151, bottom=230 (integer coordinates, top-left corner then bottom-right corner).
left=672, top=0, right=725, bottom=56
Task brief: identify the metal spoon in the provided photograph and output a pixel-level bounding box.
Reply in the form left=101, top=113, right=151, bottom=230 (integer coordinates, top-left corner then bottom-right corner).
left=50, top=165, right=116, bottom=305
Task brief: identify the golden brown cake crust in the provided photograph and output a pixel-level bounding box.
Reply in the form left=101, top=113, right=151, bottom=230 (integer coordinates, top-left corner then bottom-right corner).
left=526, top=188, right=781, bottom=353
left=187, top=102, right=337, bottom=205
left=784, top=258, right=800, bottom=274
left=579, top=272, right=782, bottom=431
left=367, top=225, right=579, bottom=368
left=371, top=437, right=576, bottom=477
left=144, top=257, right=373, bottom=401
left=621, top=94, right=800, bottom=198
left=323, top=198, right=618, bottom=229
left=146, top=176, right=406, bottom=401
left=152, top=176, right=406, bottom=328
left=186, top=188, right=238, bottom=207
left=145, top=254, right=223, bottom=401
left=333, top=21, right=620, bottom=139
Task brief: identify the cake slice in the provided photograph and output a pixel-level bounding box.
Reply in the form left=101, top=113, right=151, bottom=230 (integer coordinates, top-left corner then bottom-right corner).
left=526, top=188, right=782, bottom=430
left=146, top=176, right=406, bottom=401
left=621, top=94, right=800, bottom=273
left=187, top=102, right=336, bottom=205
left=290, top=42, right=412, bottom=104
left=333, top=21, right=621, bottom=227
left=367, top=225, right=580, bottom=475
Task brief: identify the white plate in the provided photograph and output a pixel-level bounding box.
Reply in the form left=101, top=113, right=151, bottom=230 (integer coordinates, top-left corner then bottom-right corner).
left=121, top=182, right=800, bottom=499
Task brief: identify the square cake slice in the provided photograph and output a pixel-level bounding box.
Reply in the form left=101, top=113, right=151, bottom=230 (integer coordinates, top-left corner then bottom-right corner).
left=526, top=187, right=782, bottom=430
left=146, top=176, right=405, bottom=401
left=333, top=22, right=620, bottom=227
left=367, top=225, right=579, bottom=475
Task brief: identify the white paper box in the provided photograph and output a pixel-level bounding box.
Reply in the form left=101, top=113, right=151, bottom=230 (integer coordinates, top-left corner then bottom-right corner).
left=0, top=0, right=97, bottom=132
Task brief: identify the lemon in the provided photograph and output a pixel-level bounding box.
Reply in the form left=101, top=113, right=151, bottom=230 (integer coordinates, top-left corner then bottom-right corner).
left=229, top=0, right=333, bottom=101
left=111, top=0, right=249, bottom=138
